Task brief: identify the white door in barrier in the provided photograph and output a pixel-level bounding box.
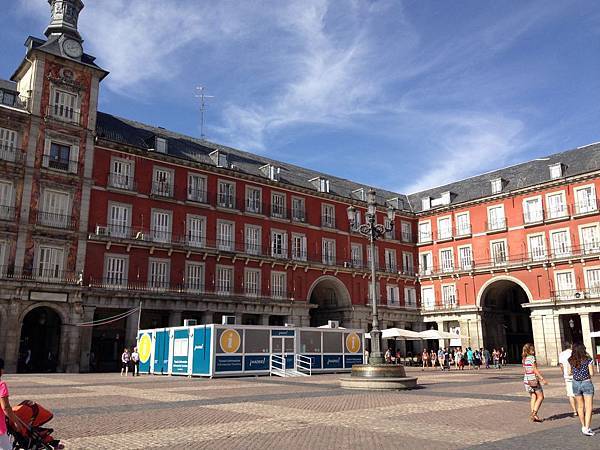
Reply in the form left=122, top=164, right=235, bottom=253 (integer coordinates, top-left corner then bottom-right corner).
left=271, top=336, right=295, bottom=369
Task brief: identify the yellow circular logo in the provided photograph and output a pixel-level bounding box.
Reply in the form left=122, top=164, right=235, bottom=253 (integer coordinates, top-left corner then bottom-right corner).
left=138, top=334, right=152, bottom=363
left=220, top=329, right=241, bottom=353
left=346, top=333, right=361, bottom=353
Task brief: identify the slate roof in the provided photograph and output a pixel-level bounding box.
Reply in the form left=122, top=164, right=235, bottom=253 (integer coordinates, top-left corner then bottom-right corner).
left=0, top=79, right=17, bottom=93
left=95, top=112, right=412, bottom=211
left=406, top=143, right=600, bottom=213
left=96, top=111, right=600, bottom=215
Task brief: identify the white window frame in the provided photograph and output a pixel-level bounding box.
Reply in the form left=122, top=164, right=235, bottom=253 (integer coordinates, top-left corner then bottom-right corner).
left=187, top=173, right=207, bottom=203
left=245, top=186, right=262, bottom=214
left=419, top=251, right=433, bottom=276
left=490, top=239, right=508, bottom=266
left=455, top=212, right=471, bottom=236
left=402, top=251, right=414, bottom=274
left=458, top=245, right=473, bottom=270
left=39, top=188, right=71, bottom=228
left=109, top=157, right=134, bottom=190
left=321, top=203, right=336, bottom=228
left=487, top=204, right=506, bottom=231
left=245, top=224, right=262, bottom=255
left=217, top=179, right=236, bottom=208
left=584, top=265, right=600, bottom=297
left=185, top=261, right=205, bottom=292
left=404, top=287, right=417, bottom=308
left=549, top=227, right=572, bottom=258
left=244, top=268, right=261, bottom=297
left=522, top=195, right=543, bottom=224
left=0, top=127, right=18, bottom=162
left=0, top=180, right=14, bottom=220
left=107, top=202, right=132, bottom=238
left=554, top=269, right=576, bottom=300
left=545, top=190, right=568, bottom=220
left=150, top=208, right=172, bottom=244
left=386, top=284, right=400, bottom=307
left=437, top=216, right=452, bottom=240
left=271, top=271, right=287, bottom=299
left=216, top=265, right=234, bottom=295
left=103, top=254, right=128, bottom=288
left=291, top=233, right=307, bottom=261
left=384, top=248, right=397, bottom=272
left=421, top=286, right=435, bottom=310
left=36, top=245, right=64, bottom=281
left=418, top=220, right=432, bottom=243
left=441, top=283, right=457, bottom=307
left=216, top=220, right=235, bottom=251
left=574, top=184, right=597, bottom=215
left=578, top=222, right=600, bottom=255
left=291, top=196, right=306, bottom=222
left=186, top=214, right=206, bottom=248
left=271, top=191, right=286, bottom=218
left=439, top=248, right=454, bottom=273
left=401, top=221, right=412, bottom=242
left=152, top=166, right=174, bottom=197
left=271, top=229, right=288, bottom=258
left=322, top=238, right=336, bottom=265
left=351, top=243, right=363, bottom=267
left=148, top=258, right=170, bottom=290
left=50, top=87, right=79, bottom=123
left=527, top=232, right=547, bottom=261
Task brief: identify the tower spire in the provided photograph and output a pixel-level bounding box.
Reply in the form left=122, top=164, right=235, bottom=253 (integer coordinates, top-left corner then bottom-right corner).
left=45, top=0, right=85, bottom=40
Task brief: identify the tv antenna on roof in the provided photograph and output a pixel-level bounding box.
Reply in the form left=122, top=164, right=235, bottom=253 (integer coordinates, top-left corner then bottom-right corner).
left=194, top=86, right=215, bottom=139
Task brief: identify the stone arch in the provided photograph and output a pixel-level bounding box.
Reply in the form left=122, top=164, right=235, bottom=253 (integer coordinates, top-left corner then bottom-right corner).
left=307, top=275, right=352, bottom=327
left=476, top=276, right=534, bottom=362
left=476, top=275, right=533, bottom=308
left=18, top=304, right=66, bottom=373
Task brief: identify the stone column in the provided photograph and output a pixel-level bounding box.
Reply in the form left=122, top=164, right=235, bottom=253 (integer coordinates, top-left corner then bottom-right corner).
left=580, top=313, right=594, bottom=356
left=437, top=321, right=445, bottom=349
left=3, top=302, right=21, bottom=373
left=260, top=314, right=270, bottom=326
left=168, top=311, right=182, bottom=328
left=125, top=310, right=140, bottom=348
left=79, top=305, right=96, bottom=372
left=234, top=312, right=243, bottom=325
left=530, top=313, right=561, bottom=366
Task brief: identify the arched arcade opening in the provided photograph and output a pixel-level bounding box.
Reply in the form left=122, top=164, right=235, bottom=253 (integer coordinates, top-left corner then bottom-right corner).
left=18, top=306, right=62, bottom=373
left=479, top=279, right=533, bottom=362
left=308, top=276, right=352, bottom=327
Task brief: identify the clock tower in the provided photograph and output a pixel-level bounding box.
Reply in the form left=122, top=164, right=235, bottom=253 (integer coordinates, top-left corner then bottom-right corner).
left=45, top=0, right=85, bottom=59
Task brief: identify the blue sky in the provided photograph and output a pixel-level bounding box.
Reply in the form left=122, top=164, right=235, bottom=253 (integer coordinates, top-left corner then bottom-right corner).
left=3, top=0, right=600, bottom=194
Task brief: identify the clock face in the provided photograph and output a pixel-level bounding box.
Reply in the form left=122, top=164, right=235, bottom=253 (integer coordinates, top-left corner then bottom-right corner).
left=63, top=39, right=83, bottom=58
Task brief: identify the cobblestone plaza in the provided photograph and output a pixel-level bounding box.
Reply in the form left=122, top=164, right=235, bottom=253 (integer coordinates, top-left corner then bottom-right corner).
left=4, top=367, right=599, bottom=449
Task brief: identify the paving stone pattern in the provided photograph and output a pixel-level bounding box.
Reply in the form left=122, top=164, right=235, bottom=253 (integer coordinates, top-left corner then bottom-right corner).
left=4, top=366, right=600, bottom=449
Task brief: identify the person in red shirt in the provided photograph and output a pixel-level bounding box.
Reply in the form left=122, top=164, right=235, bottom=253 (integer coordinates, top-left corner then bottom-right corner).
left=0, top=358, right=22, bottom=450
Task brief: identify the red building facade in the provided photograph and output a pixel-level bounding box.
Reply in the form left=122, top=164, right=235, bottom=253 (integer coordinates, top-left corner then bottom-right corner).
left=1, top=1, right=600, bottom=372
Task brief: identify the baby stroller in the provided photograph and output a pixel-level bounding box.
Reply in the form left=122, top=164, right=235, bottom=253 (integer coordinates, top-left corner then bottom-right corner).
left=6, top=400, right=61, bottom=449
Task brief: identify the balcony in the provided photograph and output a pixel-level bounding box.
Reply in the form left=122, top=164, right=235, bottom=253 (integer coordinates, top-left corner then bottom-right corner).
left=187, top=187, right=208, bottom=204
left=401, top=231, right=414, bottom=243
left=37, top=211, right=76, bottom=230
left=418, top=231, right=433, bottom=244
left=42, top=155, right=78, bottom=174
left=551, top=289, right=595, bottom=302
left=245, top=200, right=263, bottom=215
left=436, top=229, right=453, bottom=242
left=47, top=104, right=81, bottom=126
left=0, top=266, right=79, bottom=284
left=573, top=199, right=599, bottom=217
left=0, top=145, right=24, bottom=164
left=486, top=218, right=507, bottom=232
left=108, top=173, right=135, bottom=191
left=0, top=205, right=16, bottom=221
left=523, top=210, right=544, bottom=225
left=291, top=209, right=306, bottom=223
left=217, top=193, right=236, bottom=209
left=454, top=224, right=471, bottom=238
left=421, top=302, right=459, bottom=312
left=151, top=181, right=173, bottom=198
left=321, top=215, right=336, bottom=229
left=545, top=205, right=569, bottom=222
left=271, top=205, right=289, bottom=220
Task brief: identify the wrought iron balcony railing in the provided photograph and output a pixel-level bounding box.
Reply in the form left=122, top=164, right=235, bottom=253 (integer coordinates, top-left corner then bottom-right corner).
left=108, top=173, right=135, bottom=191
left=37, top=211, right=76, bottom=230
left=0, top=145, right=24, bottom=164
left=42, top=155, right=79, bottom=174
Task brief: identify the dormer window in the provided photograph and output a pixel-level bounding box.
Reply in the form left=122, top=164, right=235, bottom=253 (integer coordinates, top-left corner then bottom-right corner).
left=386, top=197, right=403, bottom=210
left=440, top=191, right=451, bottom=205
left=352, top=188, right=365, bottom=201
left=491, top=178, right=503, bottom=194
left=549, top=163, right=564, bottom=180
left=421, top=197, right=431, bottom=211
left=155, top=137, right=167, bottom=154
left=310, top=177, right=330, bottom=193
left=260, top=164, right=280, bottom=181
left=210, top=150, right=228, bottom=168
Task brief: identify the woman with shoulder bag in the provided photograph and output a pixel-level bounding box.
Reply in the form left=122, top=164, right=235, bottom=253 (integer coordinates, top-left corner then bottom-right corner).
left=568, top=343, right=595, bottom=436
left=522, top=343, right=548, bottom=422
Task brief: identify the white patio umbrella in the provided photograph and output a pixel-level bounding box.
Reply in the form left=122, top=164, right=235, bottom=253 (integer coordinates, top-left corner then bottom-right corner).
left=590, top=331, right=600, bottom=338
left=419, top=329, right=468, bottom=340
left=365, top=328, right=423, bottom=340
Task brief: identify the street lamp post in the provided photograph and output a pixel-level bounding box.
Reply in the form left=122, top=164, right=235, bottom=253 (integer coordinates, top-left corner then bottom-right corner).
left=347, top=189, right=396, bottom=365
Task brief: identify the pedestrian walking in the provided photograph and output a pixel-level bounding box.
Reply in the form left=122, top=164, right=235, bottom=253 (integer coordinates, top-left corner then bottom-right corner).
left=483, top=348, right=491, bottom=369
left=455, top=348, right=463, bottom=369
left=522, top=343, right=548, bottom=423
left=385, top=348, right=392, bottom=364
left=466, top=347, right=474, bottom=370
left=131, top=347, right=140, bottom=377
left=493, top=348, right=501, bottom=369
left=120, top=348, right=131, bottom=376
left=569, top=343, right=595, bottom=436
left=422, top=349, right=429, bottom=370
left=437, top=348, right=445, bottom=370
left=501, top=347, right=507, bottom=365
left=558, top=343, right=577, bottom=417
left=431, top=349, right=437, bottom=368
left=364, top=349, right=369, bottom=364
left=1, top=358, right=23, bottom=450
